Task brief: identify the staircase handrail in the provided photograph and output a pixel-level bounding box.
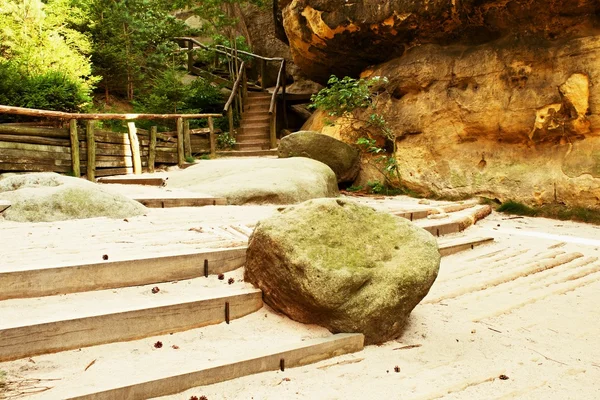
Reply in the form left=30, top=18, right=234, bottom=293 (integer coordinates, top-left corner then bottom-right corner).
left=223, top=61, right=246, bottom=114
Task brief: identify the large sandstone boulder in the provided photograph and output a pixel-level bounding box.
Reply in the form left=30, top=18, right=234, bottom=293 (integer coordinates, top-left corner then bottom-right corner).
left=166, top=157, right=339, bottom=205
left=278, top=131, right=360, bottom=183
left=245, top=198, right=440, bottom=344
left=278, top=0, right=598, bottom=83
left=0, top=173, right=146, bottom=222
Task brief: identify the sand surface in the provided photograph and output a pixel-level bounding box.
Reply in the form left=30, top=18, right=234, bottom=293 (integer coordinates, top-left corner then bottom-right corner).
left=1, top=192, right=599, bottom=399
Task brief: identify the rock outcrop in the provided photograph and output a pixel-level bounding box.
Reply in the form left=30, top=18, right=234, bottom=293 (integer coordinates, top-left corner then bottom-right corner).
left=166, top=157, right=339, bottom=205
left=245, top=198, right=440, bottom=344
left=0, top=173, right=146, bottom=222
left=278, top=131, right=360, bottom=183
left=277, top=0, right=599, bottom=83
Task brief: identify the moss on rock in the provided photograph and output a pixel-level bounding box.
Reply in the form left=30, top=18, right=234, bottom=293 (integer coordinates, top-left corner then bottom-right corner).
left=245, top=198, right=440, bottom=344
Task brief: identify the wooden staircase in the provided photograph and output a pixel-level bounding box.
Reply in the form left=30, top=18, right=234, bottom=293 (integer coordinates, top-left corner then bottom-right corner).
left=236, top=92, right=272, bottom=151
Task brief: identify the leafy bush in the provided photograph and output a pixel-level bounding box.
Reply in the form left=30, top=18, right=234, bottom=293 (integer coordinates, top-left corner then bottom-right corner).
left=217, top=132, right=236, bottom=150
left=0, top=62, right=91, bottom=117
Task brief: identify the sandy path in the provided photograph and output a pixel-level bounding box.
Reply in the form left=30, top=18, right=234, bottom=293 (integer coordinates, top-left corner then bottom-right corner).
left=1, top=196, right=599, bottom=399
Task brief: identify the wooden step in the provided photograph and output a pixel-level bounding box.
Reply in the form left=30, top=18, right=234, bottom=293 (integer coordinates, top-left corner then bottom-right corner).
left=247, top=92, right=271, bottom=99
left=242, top=114, right=270, bottom=123
left=241, top=122, right=270, bottom=130
left=0, top=247, right=247, bottom=300
left=236, top=132, right=269, bottom=141
left=217, top=149, right=277, bottom=157
left=438, top=236, right=495, bottom=256
left=0, top=286, right=263, bottom=362
left=134, top=196, right=227, bottom=207
left=97, top=176, right=166, bottom=186
left=35, top=334, right=363, bottom=400
left=241, top=126, right=270, bottom=135
left=414, top=205, right=492, bottom=237
left=235, top=142, right=269, bottom=151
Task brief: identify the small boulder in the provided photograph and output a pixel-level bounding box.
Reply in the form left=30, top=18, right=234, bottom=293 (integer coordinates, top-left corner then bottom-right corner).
left=278, top=131, right=360, bottom=183
left=167, top=157, right=339, bottom=205
left=245, top=198, right=440, bottom=344
left=0, top=172, right=146, bottom=222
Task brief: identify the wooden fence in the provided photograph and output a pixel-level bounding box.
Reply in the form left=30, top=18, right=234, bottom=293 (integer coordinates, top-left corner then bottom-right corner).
left=0, top=105, right=221, bottom=180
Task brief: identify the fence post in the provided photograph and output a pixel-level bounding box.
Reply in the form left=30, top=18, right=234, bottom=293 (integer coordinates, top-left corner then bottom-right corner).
left=127, top=121, right=142, bottom=175
left=242, top=68, right=248, bottom=112
left=183, top=119, right=191, bottom=159
left=260, top=59, right=266, bottom=90
left=208, top=116, right=216, bottom=158
left=228, top=107, right=235, bottom=139
left=86, top=120, right=95, bottom=181
left=270, top=107, right=277, bottom=149
left=149, top=126, right=157, bottom=173
left=177, top=117, right=185, bottom=168
left=282, top=60, right=288, bottom=129
left=69, top=119, right=80, bottom=177
left=187, top=40, right=194, bottom=72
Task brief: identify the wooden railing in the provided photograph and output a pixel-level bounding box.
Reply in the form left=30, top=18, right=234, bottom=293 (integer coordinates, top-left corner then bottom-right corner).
left=0, top=105, right=221, bottom=180
left=175, top=37, right=287, bottom=149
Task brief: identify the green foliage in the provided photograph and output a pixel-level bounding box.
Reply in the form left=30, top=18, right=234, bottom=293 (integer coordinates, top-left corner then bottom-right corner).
left=185, top=155, right=196, bottom=163
left=0, top=62, right=91, bottom=116
left=216, top=132, right=236, bottom=150
left=346, top=185, right=364, bottom=192
left=310, top=75, right=385, bottom=117
left=497, top=200, right=538, bottom=216
left=496, top=200, right=600, bottom=224
left=87, top=0, right=190, bottom=100
left=366, top=181, right=406, bottom=196
left=0, top=0, right=97, bottom=91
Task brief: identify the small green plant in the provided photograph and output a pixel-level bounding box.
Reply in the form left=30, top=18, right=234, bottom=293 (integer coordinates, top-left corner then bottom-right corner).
left=497, top=201, right=538, bottom=216
left=198, top=154, right=211, bottom=160
left=216, top=132, right=236, bottom=150
left=185, top=156, right=196, bottom=163
left=496, top=200, right=600, bottom=224
left=310, top=75, right=401, bottom=188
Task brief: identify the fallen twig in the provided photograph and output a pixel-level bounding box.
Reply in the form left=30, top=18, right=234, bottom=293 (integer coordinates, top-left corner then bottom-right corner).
left=84, top=359, right=96, bottom=371
left=529, top=348, right=568, bottom=366
left=393, top=344, right=422, bottom=351
left=317, top=358, right=365, bottom=370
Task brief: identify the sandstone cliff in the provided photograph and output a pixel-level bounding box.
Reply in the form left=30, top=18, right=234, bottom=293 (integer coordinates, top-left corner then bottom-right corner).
left=290, top=0, right=600, bottom=208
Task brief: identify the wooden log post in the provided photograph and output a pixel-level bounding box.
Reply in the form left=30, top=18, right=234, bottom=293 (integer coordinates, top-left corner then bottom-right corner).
left=208, top=116, right=216, bottom=158
left=176, top=117, right=185, bottom=168
left=86, top=121, right=96, bottom=181
left=69, top=119, right=80, bottom=177
left=127, top=122, right=142, bottom=175
left=228, top=107, right=235, bottom=139
left=282, top=60, right=288, bottom=129
left=270, top=107, right=277, bottom=149
left=148, top=126, right=157, bottom=173
left=183, top=119, right=192, bottom=160
left=187, top=40, right=194, bottom=72
left=242, top=68, right=248, bottom=112
left=260, top=59, right=266, bottom=90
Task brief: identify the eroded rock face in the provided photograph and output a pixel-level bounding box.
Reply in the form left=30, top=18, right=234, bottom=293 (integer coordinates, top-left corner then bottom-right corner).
left=278, top=131, right=360, bottom=183
left=304, top=36, right=600, bottom=207
left=245, top=198, right=440, bottom=344
left=278, top=0, right=599, bottom=83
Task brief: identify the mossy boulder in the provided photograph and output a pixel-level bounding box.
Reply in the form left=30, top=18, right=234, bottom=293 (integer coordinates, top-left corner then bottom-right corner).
left=167, top=157, right=339, bottom=205
left=278, top=131, right=360, bottom=183
left=245, top=198, right=440, bottom=344
left=0, top=172, right=146, bottom=222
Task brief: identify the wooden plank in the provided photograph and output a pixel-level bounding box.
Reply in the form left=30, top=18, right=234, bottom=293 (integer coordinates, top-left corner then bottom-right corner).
left=69, top=119, right=80, bottom=177
left=0, top=124, right=69, bottom=138
left=0, top=247, right=247, bottom=300
left=86, top=121, right=96, bottom=181
left=393, top=209, right=430, bottom=221
left=127, top=122, right=142, bottom=175
left=0, top=162, right=71, bottom=173
left=0, top=200, right=10, bottom=213
left=438, top=237, right=495, bottom=257
left=57, top=334, right=364, bottom=400
left=209, top=116, right=216, bottom=157
left=0, top=139, right=70, bottom=153
left=0, top=289, right=262, bottom=362
left=0, top=147, right=72, bottom=160
left=177, top=117, right=185, bottom=168
left=149, top=126, right=157, bottom=173
left=183, top=119, right=191, bottom=159
left=94, top=167, right=133, bottom=177
left=0, top=133, right=70, bottom=146
left=135, top=197, right=228, bottom=208
left=0, top=155, right=74, bottom=167
left=97, top=176, right=165, bottom=186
